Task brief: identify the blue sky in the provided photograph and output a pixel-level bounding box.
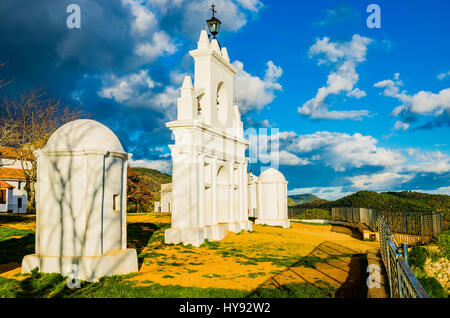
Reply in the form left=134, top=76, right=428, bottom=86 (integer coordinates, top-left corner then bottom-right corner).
left=1, top=0, right=449, bottom=200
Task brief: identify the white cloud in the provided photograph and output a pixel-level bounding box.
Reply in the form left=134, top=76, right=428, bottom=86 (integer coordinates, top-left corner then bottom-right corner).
left=129, top=159, right=172, bottom=174
left=149, top=86, right=179, bottom=119
left=124, top=0, right=158, bottom=34
left=409, top=89, right=450, bottom=115
left=437, top=70, right=450, bottom=80
left=233, top=60, right=283, bottom=113
left=415, top=186, right=450, bottom=196
left=308, top=34, right=371, bottom=63
left=345, top=148, right=450, bottom=191
left=348, top=172, right=413, bottom=191
left=99, top=70, right=155, bottom=103
left=235, top=0, right=264, bottom=11
left=375, top=73, right=450, bottom=118
left=404, top=150, right=450, bottom=174
left=134, top=31, right=178, bottom=62
left=99, top=70, right=178, bottom=117
left=283, top=131, right=404, bottom=171
left=347, top=88, right=366, bottom=98
left=298, top=34, right=372, bottom=120
left=277, top=127, right=450, bottom=192
left=278, top=151, right=310, bottom=166
left=170, top=70, right=187, bottom=86
left=394, top=120, right=409, bottom=131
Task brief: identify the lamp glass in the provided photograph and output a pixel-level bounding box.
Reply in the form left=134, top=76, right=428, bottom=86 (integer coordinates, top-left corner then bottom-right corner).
left=207, top=18, right=221, bottom=35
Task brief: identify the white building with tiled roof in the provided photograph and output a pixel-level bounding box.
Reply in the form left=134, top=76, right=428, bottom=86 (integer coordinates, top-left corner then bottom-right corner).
left=0, top=146, right=29, bottom=213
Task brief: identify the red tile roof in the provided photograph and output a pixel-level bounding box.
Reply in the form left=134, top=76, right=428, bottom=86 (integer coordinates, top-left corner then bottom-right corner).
left=0, top=167, right=26, bottom=180
left=0, top=179, right=14, bottom=189
left=0, top=146, right=20, bottom=159
left=0, top=146, right=35, bottom=160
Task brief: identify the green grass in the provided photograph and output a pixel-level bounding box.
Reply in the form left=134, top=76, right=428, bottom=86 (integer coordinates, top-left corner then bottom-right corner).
left=0, top=226, right=34, bottom=242
left=0, top=270, right=336, bottom=298
left=249, top=282, right=336, bottom=298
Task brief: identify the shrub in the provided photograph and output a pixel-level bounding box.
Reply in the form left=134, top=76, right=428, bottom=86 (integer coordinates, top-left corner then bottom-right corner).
left=409, top=246, right=428, bottom=270
left=418, top=276, right=448, bottom=298
left=436, top=230, right=450, bottom=259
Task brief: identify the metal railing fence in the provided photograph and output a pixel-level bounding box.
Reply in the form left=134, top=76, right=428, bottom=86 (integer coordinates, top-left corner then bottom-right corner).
left=377, top=216, right=428, bottom=298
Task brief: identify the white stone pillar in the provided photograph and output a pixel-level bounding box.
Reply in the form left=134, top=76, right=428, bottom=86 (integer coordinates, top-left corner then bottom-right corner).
left=171, top=152, right=190, bottom=229
left=228, top=162, right=235, bottom=224
left=189, top=152, right=199, bottom=228
left=121, top=159, right=129, bottom=250
left=211, top=157, right=218, bottom=226
left=238, top=163, right=244, bottom=223
left=243, top=161, right=248, bottom=222
left=198, top=155, right=205, bottom=227
left=35, top=152, right=42, bottom=255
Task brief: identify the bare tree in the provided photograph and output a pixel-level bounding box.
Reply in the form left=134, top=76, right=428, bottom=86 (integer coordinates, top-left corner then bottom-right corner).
left=0, top=61, right=15, bottom=165
left=0, top=61, right=12, bottom=90
left=0, top=117, right=15, bottom=152
left=1, top=91, right=83, bottom=212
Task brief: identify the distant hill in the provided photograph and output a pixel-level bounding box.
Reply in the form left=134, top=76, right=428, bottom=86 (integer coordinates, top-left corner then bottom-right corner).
left=132, top=167, right=171, bottom=202
left=288, top=193, right=320, bottom=206
left=295, top=190, right=450, bottom=228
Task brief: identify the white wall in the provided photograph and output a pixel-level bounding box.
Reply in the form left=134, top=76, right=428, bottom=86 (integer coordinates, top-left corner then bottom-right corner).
left=161, top=191, right=172, bottom=212
left=0, top=158, right=32, bottom=170
left=0, top=180, right=27, bottom=213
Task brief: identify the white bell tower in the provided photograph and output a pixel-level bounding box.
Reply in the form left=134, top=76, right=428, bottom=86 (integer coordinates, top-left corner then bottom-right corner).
left=175, top=30, right=243, bottom=137
left=164, top=30, right=252, bottom=247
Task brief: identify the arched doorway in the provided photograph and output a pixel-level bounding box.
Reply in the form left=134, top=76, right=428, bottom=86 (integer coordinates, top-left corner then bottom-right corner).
left=217, top=165, right=229, bottom=223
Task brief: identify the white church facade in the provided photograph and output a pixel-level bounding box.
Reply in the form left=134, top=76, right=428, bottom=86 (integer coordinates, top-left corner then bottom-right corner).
left=162, top=29, right=290, bottom=247
left=164, top=30, right=253, bottom=247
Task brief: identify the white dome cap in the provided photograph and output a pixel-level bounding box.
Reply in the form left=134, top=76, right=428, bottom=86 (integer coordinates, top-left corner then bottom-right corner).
left=44, top=119, right=125, bottom=153
left=258, top=168, right=287, bottom=183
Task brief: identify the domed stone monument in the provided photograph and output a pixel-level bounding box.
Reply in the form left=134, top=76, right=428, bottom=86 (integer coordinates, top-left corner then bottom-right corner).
left=256, top=168, right=290, bottom=228
left=21, top=119, right=138, bottom=281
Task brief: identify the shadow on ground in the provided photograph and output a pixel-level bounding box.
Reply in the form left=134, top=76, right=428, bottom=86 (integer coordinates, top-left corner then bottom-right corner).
left=250, top=241, right=367, bottom=298
left=0, top=234, right=35, bottom=274
left=127, top=222, right=169, bottom=268
left=0, top=214, right=35, bottom=225
left=331, top=225, right=362, bottom=240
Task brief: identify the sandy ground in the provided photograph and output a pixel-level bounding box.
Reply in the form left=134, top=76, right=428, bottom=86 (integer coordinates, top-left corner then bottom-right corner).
left=125, top=215, right=378, bottom=293
left=1, top=213, right=379, bottom=295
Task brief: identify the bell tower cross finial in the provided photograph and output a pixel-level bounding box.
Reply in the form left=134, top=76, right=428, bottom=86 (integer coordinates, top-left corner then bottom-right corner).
left=210, top=4, right=216, bottom=17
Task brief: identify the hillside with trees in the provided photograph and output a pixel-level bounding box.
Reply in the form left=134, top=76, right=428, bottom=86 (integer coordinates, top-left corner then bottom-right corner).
left=127, top=167, right=171, bottom=212
left=288, top=193, right=320, bottom=206
left=295, top=190, right=450, bottom=229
